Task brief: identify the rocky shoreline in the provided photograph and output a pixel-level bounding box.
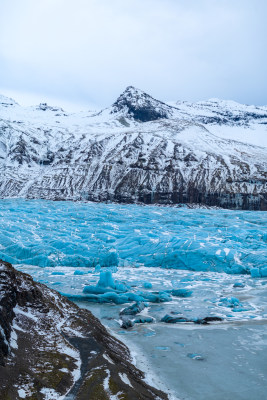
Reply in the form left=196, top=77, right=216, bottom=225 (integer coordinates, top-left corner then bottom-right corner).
left=0, top=260, right=168, bottom=399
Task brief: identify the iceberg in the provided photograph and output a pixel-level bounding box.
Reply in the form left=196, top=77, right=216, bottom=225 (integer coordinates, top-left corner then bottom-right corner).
left=83, top=270, right=129, bottom=297
left=161, top=314, right=189, bottom=323
left=121, top=319, right=135, bottom=329
left=218, top=297, right=240, bottom=307
left=169, top=288, right=192, bottom=297
left=74, top=270, right=86, bottom=275
left=120, top=302, right=146, bottom=316
left=143, top=282, right=153, bottom=289
left=134, top=316, right=154, bottom=324
left=233, top=282, right=245, bottom=288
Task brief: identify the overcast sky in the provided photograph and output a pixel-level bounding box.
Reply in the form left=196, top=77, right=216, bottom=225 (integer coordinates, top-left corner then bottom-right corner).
left=0, top=0, right=266, bottom=110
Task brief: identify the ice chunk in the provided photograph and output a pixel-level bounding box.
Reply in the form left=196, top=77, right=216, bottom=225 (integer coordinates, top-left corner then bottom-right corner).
left=97, top=270, right=128, bottom=292
left=155, top=346, right=170, bottom=351
left=83, top=286, right=116, bottom=295
left=134, top=316, right=154, bottom=324
left=98, top=270, right=115, bottom=288
left=233, top=282, right=245, bottom=288
left=137, top=291, right=172, bottom=303
left=126, top=293, right=145, bottom=302
left=98, top=292, right=130, bottom=304
left=83, top=270, right=129, bottom=297
left=143, top=282, right=153, bottom=289
left=218, top=297, right=240, bottom=307
left=170, top=289, right=192, bottom=297
left=161, top=314, right=223, bottom=324
left=161, top=314, right=189, bottom=323
left=51, top=271, right=65, bottom=275
left=74, top=270, right=86, bottom=275
left=251, top=268, right=261, bottom=278
left=120, top=302, right=145, bottom=316
left=260, top=267, right=267, bottom=277
left=187, top=353, right=205, bottom=361
left=94, top=264, right=101, bottom=272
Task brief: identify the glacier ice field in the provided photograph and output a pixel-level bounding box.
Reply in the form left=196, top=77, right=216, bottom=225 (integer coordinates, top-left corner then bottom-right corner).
left=1, top=199, right=267, bottom=400
left=0, top=199, right=266, bottom=276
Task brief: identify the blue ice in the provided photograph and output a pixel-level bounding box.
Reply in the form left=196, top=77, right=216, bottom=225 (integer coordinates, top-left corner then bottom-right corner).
left=143, top=282, right=153, bottom=289
left=0, top=199, right=266, bottom=276
left=81, top=270, right=173, bottom=304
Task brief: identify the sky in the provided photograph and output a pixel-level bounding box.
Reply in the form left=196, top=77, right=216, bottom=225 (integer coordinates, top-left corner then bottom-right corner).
left=0, top=0, right=266, bottom=111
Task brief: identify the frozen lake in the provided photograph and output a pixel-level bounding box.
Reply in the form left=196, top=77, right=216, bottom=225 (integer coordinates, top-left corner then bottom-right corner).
left=0, top=199, right=266, bottom=399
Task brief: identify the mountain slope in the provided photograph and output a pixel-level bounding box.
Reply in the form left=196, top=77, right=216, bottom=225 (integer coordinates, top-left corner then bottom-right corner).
left=0, top=260, right=168, bottom=399
left=110, top=86, right=175, bottom=121
left=0, top=88, right=266, bottom=210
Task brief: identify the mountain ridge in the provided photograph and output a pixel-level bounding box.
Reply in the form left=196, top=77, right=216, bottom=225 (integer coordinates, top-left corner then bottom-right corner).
left=0, top=87, right=266, bottom=209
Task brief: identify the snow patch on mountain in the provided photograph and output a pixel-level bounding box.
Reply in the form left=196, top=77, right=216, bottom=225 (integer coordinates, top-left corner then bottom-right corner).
left=0, top=87, right=266, bottom=209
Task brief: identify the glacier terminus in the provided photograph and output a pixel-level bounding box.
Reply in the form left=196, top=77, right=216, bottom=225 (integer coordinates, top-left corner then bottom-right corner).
left=0, top=199, right=266, bottom=399
left=0, top=86, right=266, bottom=400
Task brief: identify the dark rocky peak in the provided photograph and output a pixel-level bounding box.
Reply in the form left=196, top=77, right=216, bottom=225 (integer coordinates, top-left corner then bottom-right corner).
left=37, top=103, right=65, bottom=113
left=111, top=86, right=175, bottom=122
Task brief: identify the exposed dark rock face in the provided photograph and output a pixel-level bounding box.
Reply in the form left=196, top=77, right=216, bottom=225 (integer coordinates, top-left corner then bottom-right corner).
left=111, top=86, right=174, bottom=122
left=0, top=260, right=168, bottom=400
left=0, top=88, right=266, bottom=210
left=0, top=262, right=16, bottom=366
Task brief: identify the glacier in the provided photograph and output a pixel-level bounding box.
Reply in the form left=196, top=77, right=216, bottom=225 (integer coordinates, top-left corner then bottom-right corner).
left=14, top=261, right=267, bottom=400
left=0, top=199, right=266, bottom=399
left=0, top=199, right=266, bottom=276
left=0, top=86, right=266, bottom=399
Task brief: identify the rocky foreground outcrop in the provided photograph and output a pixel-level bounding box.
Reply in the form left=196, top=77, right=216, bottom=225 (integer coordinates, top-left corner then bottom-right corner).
left=0, top=260, right=168, bottom=400
left=0, top=87, right=266, bottom=209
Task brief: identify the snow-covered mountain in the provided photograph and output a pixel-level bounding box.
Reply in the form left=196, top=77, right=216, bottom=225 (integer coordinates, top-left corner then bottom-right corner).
left=0, top=87, right=266, bottom=209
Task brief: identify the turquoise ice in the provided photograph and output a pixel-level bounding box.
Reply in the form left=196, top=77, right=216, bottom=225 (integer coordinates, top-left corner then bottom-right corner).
left=0, top=199, right=266, bottom=276
left=2, top=199, right=266, bottom=400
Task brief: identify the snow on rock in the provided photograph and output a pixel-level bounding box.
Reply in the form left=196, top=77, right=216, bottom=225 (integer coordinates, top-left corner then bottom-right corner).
left=110, top=85, right=175, bottom=121
left=119, top=372, right=133, bottom=388
left=0, top=87, right=266, bottom=209
left=0, top=260, right=168, bottom=399
left=0, top=94, right=18, bottom=107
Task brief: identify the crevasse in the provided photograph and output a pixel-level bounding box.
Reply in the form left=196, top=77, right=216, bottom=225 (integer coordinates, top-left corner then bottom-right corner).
left=0, top=199, right=266, bottom=277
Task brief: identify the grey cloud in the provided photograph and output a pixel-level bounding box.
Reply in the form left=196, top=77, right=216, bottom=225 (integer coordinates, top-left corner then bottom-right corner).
left=0, top=0, right=266, bottom=109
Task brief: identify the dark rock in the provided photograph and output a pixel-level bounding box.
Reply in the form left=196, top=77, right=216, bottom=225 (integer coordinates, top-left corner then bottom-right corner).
left=0, top=260, right=168, bottom=399
left=0, top=89, right=266, bottom=210
left=193, top=316, right=223, bottom=325
left=121, top=319, right=135, bottom=329
left=111, top=86, right=173, bottom=122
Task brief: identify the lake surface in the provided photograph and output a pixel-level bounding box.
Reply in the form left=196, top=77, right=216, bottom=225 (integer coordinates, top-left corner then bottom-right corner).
left=0, top=199, right=266, bottom=399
